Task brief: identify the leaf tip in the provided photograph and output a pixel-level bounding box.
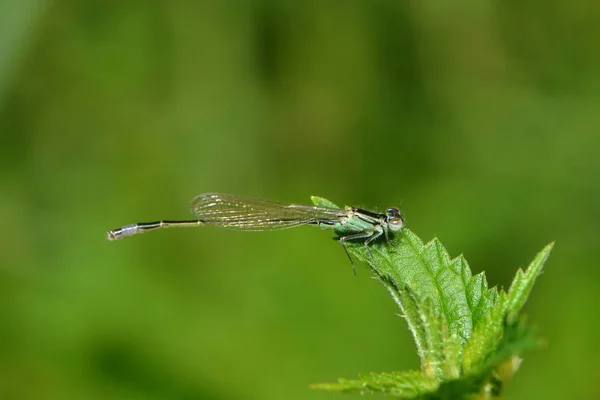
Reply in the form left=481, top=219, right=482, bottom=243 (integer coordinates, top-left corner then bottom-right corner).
left=541, top=241, right=555, bottom=254
left=311, top=196, right=339, bottom=208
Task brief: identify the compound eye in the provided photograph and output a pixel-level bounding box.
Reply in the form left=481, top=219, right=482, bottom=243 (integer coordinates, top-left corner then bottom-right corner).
left=386, top=207, right=404, bottom=231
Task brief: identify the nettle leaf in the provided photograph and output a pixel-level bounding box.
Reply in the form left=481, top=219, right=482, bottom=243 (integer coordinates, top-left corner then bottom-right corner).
left=310, top=197, right=553, bottom=399
left=506, top=242, right=554, bottom=317
left=310, top=370, right=438, bottom=398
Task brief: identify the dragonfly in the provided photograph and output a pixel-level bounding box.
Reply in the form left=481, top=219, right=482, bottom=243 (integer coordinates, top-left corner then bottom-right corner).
left=106, top=193, right=404, bottom=273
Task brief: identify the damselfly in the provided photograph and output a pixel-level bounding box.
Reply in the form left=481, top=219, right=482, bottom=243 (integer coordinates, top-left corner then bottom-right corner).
left=106, top=193, right=404, bottom=273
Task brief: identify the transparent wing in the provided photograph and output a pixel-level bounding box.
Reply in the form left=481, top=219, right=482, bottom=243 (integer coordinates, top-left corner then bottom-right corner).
left=189, top=193, right=347, bottom=231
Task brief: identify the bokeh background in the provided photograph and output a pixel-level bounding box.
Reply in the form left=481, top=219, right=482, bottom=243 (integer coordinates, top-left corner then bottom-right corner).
left=1, top=1, right=598, bottom=399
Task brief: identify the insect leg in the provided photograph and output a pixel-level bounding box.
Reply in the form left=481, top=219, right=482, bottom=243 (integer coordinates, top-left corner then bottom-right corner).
left=339, top=230, right=375, bottom=275
left=363, top=228, right=384, bottom=265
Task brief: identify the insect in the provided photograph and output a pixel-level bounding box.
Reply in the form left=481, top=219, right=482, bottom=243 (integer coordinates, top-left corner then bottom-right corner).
left=106, top=193, right=404, bottom=273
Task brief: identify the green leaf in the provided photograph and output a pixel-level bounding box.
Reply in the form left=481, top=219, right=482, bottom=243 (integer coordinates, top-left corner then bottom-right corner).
left=506, top=242, right=554, bottom=317
left=461, top=292, right=509, bottom=375
left=310, top=370, right=439, bottom=398
left=310, top=196, right=553, bottom=398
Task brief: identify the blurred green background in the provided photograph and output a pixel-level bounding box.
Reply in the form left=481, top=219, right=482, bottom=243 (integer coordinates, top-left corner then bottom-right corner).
left=1, top=1, right=599, bottom=399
